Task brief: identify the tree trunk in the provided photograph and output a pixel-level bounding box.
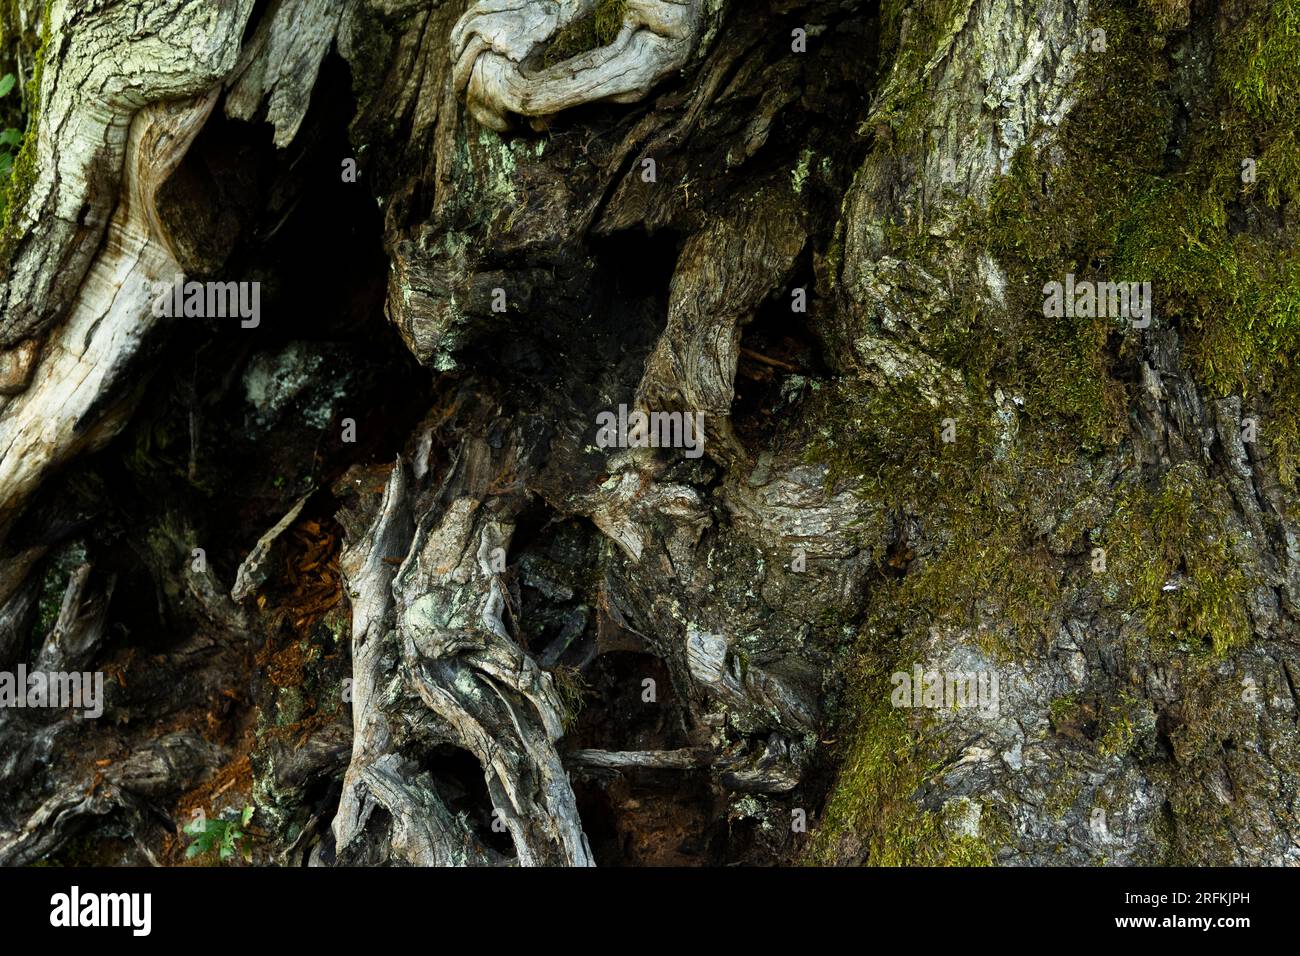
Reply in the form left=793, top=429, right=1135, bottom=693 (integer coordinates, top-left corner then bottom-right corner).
left=0, top=0, right=1297, bottom=866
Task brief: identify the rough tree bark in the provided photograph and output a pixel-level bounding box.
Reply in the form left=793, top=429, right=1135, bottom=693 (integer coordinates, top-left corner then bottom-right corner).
left=0, top=0, right=1296, bottom=867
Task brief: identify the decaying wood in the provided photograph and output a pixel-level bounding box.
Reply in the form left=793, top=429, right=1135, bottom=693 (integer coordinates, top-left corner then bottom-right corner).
left=332, top=461, right=500, bottom=866
left=2, top=0, right=1298, bottom=869
left=225, top=0, right=349, bottom=147
left=231, top=493, right=312, bottom=603
left=0, top=732, right=221, bottom=866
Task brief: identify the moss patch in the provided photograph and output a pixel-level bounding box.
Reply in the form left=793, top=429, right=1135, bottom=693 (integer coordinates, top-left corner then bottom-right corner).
left=543, top=0, right=627, bottom=68
left=805, top=371, right=1078, bottom=659
left=0, top=0, right=50, bottom=259
left=807, top=0, right=1286, bottom=862
left=804, top=644, right=999, bottom=865
left=981, top=0, right=1300, bottom=485
left=870, top=0, right=971, bottom=149
left=1098, top=464, right=1255, bottom=657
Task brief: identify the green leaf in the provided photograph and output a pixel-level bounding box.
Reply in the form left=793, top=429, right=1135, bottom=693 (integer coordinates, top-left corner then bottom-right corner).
left=241, top=805, right=254, bottom=827
left=0, top=129, right=21, bottom=148
left=185, top=843, right=203, bottom=859
left=0, top=74, right=15, bottom=99
left=219, top=844, right=233, bottom=861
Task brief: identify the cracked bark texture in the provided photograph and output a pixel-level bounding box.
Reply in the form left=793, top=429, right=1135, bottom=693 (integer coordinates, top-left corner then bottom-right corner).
left=0, top=0, right=1297, bottom=868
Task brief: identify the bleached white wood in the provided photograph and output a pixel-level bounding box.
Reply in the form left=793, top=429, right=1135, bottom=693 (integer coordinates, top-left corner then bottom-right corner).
left=452, top=0, right=705, bottom=130
left=0, top=0, right=255, bottom=537
left=225, top=0, right=351, bottom=147
left=0, top=93, right=223, bottom=534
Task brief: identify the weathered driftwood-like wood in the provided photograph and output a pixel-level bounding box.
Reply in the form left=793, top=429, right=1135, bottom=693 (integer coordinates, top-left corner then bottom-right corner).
left=636, top=185, right=807, bottom=463
left=0, top=93, right=222, bottom=537
left=0, top=732, right=220, bottom=866
left=332, top=462, right=499, bottom=866
left=225, top=0, right=350, bottom=147
left=0, top=0, right=260, bottom=542
left=392, top=428, right=595, bottom=866
left=565, top=748, right=711, bottom=770
left=3, top=0, right=1298, bottom=869
left=231, top=493, right=312, bottom=603
left=451, top=0, right=709, bottom=130
left=33, top=562, right=113, bottom=675
left=0, top=0, right=256, bottom=346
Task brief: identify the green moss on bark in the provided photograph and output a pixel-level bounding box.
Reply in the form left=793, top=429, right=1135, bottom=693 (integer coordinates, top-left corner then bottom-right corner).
left=0, top=0, right=49, bottom=260
left=543, top=0, right=627, bottom=68
left=870, top=0, right=971, bottom=149
left=981, top=0, right=1300, bottom=485
left=807, top=0, right=1287, bottom=863
left=804, top=646, right=1000, bottom=866
left=1099, top=465, right=1255, bottom=657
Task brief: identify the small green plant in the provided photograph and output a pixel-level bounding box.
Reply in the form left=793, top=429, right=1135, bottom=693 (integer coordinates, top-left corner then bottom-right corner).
left=183, top=806, right=254, bottom=863
left=0, top=73, right=22, bottom=187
